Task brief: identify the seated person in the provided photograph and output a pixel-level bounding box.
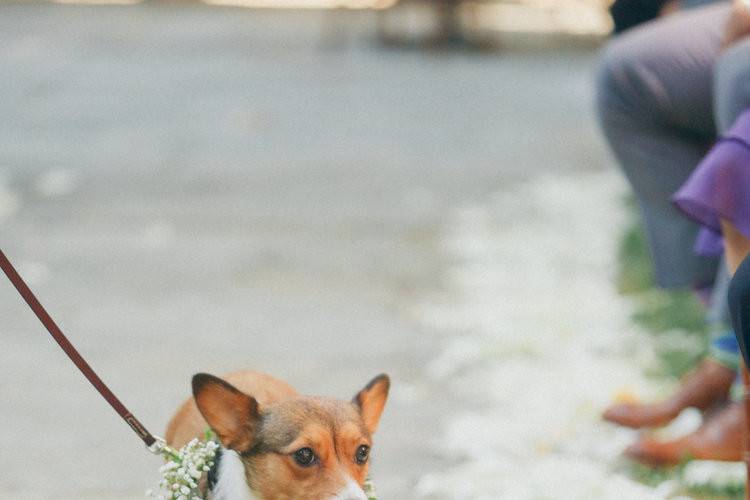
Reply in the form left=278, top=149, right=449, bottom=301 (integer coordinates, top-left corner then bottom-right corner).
left=597, top=0, right=750, bottom=465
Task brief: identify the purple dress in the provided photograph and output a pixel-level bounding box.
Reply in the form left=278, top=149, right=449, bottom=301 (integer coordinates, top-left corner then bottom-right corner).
left=673, top=110, right=750, bottom=256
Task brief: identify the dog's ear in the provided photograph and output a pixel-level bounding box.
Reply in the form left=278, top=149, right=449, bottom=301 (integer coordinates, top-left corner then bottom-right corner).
left=192, top=373, right=260, bottom=452
left=352, top=374, right=390, bottom=435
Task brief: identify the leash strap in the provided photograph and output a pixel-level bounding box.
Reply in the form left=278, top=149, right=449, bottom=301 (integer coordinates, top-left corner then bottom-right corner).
left=0, top=248, right=157, bottom=447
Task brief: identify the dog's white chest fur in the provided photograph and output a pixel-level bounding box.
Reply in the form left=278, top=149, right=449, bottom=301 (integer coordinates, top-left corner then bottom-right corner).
left=209, top=449, right=259, bottom=500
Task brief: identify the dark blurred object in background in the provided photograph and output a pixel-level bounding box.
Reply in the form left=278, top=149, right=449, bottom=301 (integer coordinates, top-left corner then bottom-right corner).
left=610, top=0, right=726, bottom=34
left=609, top=0, right=670, bottom=33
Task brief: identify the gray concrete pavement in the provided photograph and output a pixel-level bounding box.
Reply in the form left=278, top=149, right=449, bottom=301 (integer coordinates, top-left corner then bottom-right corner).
left=0, top=3, right=607, bottom=498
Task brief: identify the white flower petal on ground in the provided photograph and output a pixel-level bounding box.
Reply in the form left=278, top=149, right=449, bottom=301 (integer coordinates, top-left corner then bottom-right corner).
left=140, top=221, right=176, bottom=250
left=683, top=460, right=746, bottom=488
left=35, top=168, right=78, bottom=197
left=0, top=176, right=20, bottom=221
left=17, top=261, right=49, bottom=286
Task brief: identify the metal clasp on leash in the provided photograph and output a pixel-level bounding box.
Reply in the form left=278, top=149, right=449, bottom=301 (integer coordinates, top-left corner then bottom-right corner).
left=147, top=436, right=167, bottom=455
left=147, top=436, right=180, bottom=460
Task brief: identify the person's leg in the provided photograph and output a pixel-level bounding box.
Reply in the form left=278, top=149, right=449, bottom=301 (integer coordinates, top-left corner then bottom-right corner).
left=625, top=401, right=744, bottom=466
left=723, top=221, right=750, bottom=274
left=596, top=3, right=728, bottom=289
left=598, top=4, right=740, bottom=429
left=604, top=359, right=735, bottom=429
left=605, top=259, right=739, bottom=429
left=706, top=259, right=741, bottom=373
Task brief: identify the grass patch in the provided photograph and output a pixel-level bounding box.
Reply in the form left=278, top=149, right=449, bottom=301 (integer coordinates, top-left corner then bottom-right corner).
left=623, top=460, right=682, bottom=488
left=617, top=218, right=655, bottom=295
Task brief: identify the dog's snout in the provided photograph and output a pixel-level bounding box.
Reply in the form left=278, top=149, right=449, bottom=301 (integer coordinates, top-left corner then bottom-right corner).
left=330, top=479, right=368, bottom=500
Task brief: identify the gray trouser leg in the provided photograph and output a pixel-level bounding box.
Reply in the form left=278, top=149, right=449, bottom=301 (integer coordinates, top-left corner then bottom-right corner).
left=596, top=3, right=729, bottom=288
left=708, top=259, right=731, bottom=325
left=715, top=38, right=750, bottom=133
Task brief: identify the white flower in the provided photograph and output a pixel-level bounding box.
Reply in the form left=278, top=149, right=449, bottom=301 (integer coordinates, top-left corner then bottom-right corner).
left=147, top=433, right=223, bottom=500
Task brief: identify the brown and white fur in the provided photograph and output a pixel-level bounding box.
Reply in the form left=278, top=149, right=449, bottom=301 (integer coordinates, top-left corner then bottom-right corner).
left=166, top=371, right=390, bottom=500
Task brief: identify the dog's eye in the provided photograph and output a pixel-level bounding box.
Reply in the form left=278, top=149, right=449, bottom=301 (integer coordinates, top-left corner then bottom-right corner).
left=355, top=445, right=370, bottom=465
left=293, top=447, right=316, bottom=467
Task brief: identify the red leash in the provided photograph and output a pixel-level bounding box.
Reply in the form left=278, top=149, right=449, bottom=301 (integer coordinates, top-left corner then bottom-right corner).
left=0, top=248, right=158, bottom=448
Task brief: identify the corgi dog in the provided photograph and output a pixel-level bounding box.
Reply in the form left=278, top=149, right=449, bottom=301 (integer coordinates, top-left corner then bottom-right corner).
left=165, top=371, right=390, bottom=500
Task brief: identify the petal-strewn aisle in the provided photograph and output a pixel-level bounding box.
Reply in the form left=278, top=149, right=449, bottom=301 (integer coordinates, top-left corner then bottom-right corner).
left=413, top=171, right=666, bottom=499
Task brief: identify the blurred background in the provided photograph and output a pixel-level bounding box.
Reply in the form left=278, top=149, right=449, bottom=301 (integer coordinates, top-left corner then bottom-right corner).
left=0, top=1, right=638, bottom=498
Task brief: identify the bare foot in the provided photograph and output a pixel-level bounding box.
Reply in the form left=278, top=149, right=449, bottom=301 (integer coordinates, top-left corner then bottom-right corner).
left=624, top=401, right=743, bottom=467
left=603, top=359, right=735, bottom=429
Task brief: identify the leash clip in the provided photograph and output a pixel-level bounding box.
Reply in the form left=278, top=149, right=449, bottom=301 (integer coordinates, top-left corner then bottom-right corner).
left=147, top=436, right=168, bottom=455
left=147, top=436, right=181, bottom=461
